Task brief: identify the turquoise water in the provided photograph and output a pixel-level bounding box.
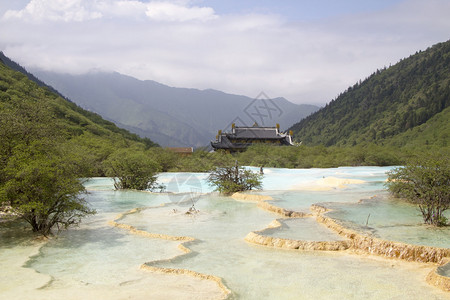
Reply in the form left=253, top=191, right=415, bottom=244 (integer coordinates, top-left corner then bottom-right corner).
left=439, top=263, right=450, bottom=277
left=326, top=195, right=450, bottom=248
left=260, top=166, right=392, bottom=190
left=262, top=187, right=380, bottom=213
left=259, top=217, right=347, bottom=241
left=24, top=188, right=184, bottom=286
left=121, top=193, right=448, bottom=299
left=1, top=167, right=449, bottom=299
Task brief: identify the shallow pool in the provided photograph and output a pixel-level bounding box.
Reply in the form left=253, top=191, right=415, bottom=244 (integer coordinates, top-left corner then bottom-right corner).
left=1, top=167, right=449, bottom=299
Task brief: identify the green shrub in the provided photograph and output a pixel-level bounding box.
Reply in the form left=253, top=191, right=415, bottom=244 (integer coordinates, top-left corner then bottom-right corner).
left=207, top=162, right=263, bottom=195
left=386, top=150, right=449, bottom=226
left=103, top=149, right=162, bottom=191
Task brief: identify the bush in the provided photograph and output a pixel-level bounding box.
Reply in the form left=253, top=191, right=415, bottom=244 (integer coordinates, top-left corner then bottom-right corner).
left=103, top=149, right=162, bottom=191
left=207, top=162, right=263, bottom=195
left=0, top=98, right=95, bottom=235
left=0, top=143, right=96, bottom=235
left=386, top=151, right=449, bottom=226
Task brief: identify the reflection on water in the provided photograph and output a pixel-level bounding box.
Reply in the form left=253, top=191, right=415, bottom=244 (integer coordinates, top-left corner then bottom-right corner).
left=1, top=167, right=449, bottom=299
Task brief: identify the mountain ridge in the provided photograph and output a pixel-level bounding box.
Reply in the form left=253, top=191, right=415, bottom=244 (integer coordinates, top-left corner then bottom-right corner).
left=289, top=40, right=450, bottom=148
left=31, top=70, right=319, bottom=147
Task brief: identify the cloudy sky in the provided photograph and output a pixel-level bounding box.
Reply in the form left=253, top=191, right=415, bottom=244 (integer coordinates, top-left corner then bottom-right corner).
left=0, top=0, right=449, bottom=105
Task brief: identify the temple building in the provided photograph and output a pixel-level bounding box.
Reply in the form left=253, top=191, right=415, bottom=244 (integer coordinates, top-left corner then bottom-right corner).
left=211, top=123, right=294, bottom=152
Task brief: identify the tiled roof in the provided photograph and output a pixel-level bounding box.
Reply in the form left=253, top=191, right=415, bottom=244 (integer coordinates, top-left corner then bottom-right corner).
left=233, top=127, right=283, bottom=139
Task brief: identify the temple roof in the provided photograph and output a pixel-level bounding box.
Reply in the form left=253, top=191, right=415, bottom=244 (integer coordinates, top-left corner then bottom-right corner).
left=211, top=125, right=293, bottom=151
left=233, top=127, right=285, bottom=139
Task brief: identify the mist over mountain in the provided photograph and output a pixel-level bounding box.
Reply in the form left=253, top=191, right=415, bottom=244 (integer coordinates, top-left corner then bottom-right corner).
left=32, top=70, right=319, bottom=147
left=0, top=52, right=65, bottom=99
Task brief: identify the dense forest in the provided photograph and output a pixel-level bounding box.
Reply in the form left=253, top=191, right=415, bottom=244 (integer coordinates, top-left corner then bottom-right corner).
left=289, top=40, right=450, bottom=148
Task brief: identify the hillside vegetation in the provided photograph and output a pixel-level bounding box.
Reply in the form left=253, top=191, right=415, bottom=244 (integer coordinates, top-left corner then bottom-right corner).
left=0, top=59, right=157, bottom=177
left=0, top=51, right=64, bottom=98
left=290, top=40, right=450, bottom=148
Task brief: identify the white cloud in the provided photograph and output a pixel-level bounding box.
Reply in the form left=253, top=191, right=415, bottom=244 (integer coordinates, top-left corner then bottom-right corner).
left=3, top=0, right=217, bottom=22
left=145, top=1, right=217, bottom=22
left=3, top=0, right=102, bottom=22
left=96, top=1, right=147, bottom=18
left=0, top=0, right=449, bottom=104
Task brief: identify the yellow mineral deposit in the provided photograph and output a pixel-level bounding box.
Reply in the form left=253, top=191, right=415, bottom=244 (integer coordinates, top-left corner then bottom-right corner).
left=5, top=170, right=447, bottom=299
left=140, top=264, right=232, bottom=299
left=230, top=192, right=273, bottom=202
left=234, top=192, right=450, bottom=293
left=232, top=192, right=311, bottom=217
left=244, top=231, right=351, bottom=251
left=109, top=207, right=232, bottom=299
left=426, top=259, right=450, bottom=292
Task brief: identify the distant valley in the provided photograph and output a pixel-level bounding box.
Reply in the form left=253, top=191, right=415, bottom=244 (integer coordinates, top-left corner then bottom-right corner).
left=31, top=71, right=319, bottom=147
left=2, top=38, right=448, bottom=151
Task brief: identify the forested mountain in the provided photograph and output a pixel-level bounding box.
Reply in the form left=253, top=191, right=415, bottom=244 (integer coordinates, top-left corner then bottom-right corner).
left=0, top=56, right=158, bottom=176
left=32, top=70, right=319, bottom=147
left=0, top=52, right=67, bottom=100
left=290, top=40, right=450, bottom=148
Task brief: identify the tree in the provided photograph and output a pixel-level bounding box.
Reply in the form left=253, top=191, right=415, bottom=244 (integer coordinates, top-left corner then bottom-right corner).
left=0, top=140, right=96, bottom=235
left=207, top=162, right=263, bottom=195
left=386, top=152, right=449, bottom=226
left=103, top=149, right=162, bottom=190
left=0, top=98, right=95, bottom=235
